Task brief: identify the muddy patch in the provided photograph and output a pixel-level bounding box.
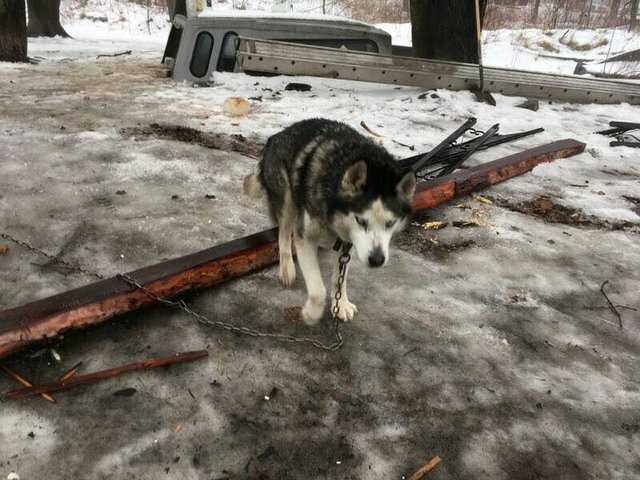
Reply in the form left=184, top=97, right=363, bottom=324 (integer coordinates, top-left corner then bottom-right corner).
left=494, top=196, right=638, bottom=231
left=395, top=214, right=478, bottom=261
left=121, top=123, right=264, bottom=159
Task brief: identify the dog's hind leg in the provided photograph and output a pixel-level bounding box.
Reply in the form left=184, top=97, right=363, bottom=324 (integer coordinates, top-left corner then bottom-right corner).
left=294, top=234, right=326, bottom=325
left=278, top=190, right=296, bottom=287
left=331, top=256, right=357, bottom=322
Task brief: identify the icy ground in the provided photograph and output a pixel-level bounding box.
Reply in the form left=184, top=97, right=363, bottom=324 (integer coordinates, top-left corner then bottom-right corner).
left=1, top=20, right=640, bottom=480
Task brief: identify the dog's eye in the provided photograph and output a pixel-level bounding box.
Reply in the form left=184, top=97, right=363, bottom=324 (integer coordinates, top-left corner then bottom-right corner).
left=355, top=216, right=368, bottom=230
left=385, top=219, right=397, bottom=229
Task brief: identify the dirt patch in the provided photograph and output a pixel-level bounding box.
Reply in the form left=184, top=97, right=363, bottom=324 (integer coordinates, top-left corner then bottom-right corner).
left=121, top=123, right=264, bottom=159
left=494, top=196, right=639, bottom=231
left=396, top=218, right=477, bottom=261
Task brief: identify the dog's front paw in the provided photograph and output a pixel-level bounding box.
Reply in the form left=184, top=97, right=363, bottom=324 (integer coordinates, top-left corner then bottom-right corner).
left=302, top=298, right=325, bottom=325
left=279, top=255, right=296, bottom=287
left=331, top=298, right=358, bottom=322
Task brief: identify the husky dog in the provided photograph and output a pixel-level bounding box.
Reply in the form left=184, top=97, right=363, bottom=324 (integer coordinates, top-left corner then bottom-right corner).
left=243, top=118, right=416, bottom=325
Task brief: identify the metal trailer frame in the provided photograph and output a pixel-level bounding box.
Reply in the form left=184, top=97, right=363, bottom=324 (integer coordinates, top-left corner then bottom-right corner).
left=235, top=37, right=640, bottom=105
left=164, top=14, right=392, bottom=83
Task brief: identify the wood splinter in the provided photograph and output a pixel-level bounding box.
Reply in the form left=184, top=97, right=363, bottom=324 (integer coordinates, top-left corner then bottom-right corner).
left=0, top=364, right=56, bottom=403
left=408, top=455, right=442, bottom=480
left=2, top=350, right=208, bottom=400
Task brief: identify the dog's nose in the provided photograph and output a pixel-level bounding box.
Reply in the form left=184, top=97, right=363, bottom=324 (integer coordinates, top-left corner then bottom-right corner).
left=368, top=248, right=385, bottom=268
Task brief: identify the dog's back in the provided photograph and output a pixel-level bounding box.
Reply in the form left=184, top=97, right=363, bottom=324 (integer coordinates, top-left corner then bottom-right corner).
left=253, top=118, right=400, bottom=226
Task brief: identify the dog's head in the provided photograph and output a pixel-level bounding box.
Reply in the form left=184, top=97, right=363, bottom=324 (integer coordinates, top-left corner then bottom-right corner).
left=331, top=157, right=416, bottom=268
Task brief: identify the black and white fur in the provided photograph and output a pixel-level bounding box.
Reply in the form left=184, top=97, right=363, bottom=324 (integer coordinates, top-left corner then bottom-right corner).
left=244, top=118, right=416, bottom=325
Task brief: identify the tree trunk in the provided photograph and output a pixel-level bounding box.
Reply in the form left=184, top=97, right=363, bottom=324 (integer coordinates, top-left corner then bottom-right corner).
left=631, top=0, right=639, bottom=29
left=27, top=0, right=69, bottom=37
left=531, top=0, right=541, bottom=23
left=609, top=0, right=621, bottom=22
left=410, top=0, right=487, bottom=64
left=0, top=0, right=27, bottom=62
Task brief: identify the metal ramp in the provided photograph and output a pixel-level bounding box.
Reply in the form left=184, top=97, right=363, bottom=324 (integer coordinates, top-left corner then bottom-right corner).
left=235, top=37, right=640, bottom=105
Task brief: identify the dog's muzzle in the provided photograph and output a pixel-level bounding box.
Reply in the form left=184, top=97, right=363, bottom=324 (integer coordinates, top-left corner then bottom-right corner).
left=368, top=247, right=385, bottom=268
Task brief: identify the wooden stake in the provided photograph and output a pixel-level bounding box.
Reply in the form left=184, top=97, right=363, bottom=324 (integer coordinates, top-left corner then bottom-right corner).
left=2, top=350, right=208, bottom=400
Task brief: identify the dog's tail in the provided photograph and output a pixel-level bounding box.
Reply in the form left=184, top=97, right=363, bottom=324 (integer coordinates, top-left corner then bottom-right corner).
left=242, top=171, right=265, bottom=200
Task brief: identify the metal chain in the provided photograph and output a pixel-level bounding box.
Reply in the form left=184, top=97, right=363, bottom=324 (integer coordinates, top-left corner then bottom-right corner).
left=117, top=244, right=352, bottom=352
left=3, top=229, right=351, bottom=352
left=0, top=232, right=104, bottom=280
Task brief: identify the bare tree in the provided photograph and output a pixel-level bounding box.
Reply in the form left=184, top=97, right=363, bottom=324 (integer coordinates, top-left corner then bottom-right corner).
left=0, top=0, right=27, bottom=62
left=631, top=0, right=639, bottom=29
left=531, top=0, right=541, bottom=23
left=410, top=0, right=487, bottom=63
left=609, top=0, right=621, bottom=23
left=27, top=0, right=69, bottom=37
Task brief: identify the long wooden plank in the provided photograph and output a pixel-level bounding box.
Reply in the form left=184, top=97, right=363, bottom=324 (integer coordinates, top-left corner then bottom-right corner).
left=0, top=139, right=585, bottom=359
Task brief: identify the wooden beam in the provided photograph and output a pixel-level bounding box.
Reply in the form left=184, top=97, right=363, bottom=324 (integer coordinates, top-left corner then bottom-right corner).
left=0, top=139, right=585, bottom=359
left=0, top=228, right=279, bottom=359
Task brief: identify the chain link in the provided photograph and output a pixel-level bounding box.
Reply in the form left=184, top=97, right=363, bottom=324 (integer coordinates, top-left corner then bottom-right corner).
left=2, top=230, right=350, bottom=352
left=468, top=127, right=485, bottom=136
left=0, top=232, right=104, bottom=280
left=122, top=243, right=352, bottom=352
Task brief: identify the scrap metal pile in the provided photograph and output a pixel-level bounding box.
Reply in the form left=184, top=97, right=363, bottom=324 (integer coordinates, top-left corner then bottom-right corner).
left=597, top=121, right=640, bottom=148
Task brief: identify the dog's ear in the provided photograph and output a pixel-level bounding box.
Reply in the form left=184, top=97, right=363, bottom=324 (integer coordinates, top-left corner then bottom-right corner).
left=396, top=171, right=416, bottom=204
left=340, top=161, right=367, bottom=197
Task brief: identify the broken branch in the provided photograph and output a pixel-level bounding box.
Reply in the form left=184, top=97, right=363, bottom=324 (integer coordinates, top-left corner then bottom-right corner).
left=392, top=139, right=415, bottom=151
left=97, top=50, right=132, bottom=58
left=600, top=280, right=623, bottom=329
left=2, top=350, right=208, bottom=400
left=360, top=120, right=384, bottom=137
left=408, top=455, right=442, bottom=480
left=0, top=364, right=55, bottom=403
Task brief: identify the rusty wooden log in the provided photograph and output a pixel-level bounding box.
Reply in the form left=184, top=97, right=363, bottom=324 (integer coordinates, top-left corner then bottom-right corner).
left=0, top=228, right=279, bottom=359
left=2, top=350, right=208, bottom=399
left=0, top=139, right=585, bottom=359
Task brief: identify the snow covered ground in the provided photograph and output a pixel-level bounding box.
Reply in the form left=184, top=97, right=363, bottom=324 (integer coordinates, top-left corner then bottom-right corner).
left=1, top=6, right=640, bottom=480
